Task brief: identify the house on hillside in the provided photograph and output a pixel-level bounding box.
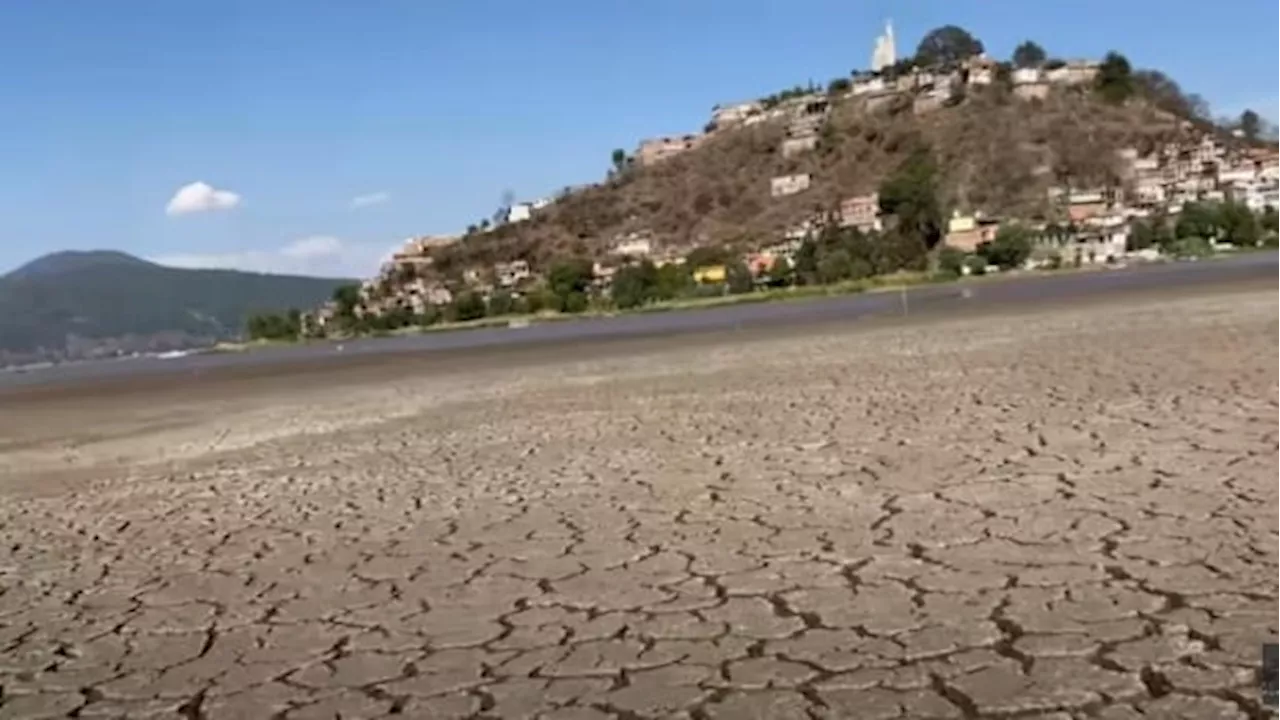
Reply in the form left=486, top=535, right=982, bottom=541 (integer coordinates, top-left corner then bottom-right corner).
left=850, top=74, right=889, bottom=97
left=1012, top=67, right=1049, bottom=100
left=1049, top=185, right=1114, bottom=223
left=506, top=203, right=533, bottom=224
left=636, top=134, right=705, bottom=166
left=963, top=55, right=998, bottom=86
left=611, top=233, right=653, bottom=258
left=770, top=173, right=812, bottom=197
left=494, top=260, right=531, bottom=288
left=944, top=212, right=1001, bottom=252
left=1040, top=218, right=1127, bottom=266
left=838, top=193, right=882, bottom=232
left=710, top=101, right=763, bottom=130
left=782, top=135, right=819, bottom=157
left=1045, top=60, right=1100, bottom=86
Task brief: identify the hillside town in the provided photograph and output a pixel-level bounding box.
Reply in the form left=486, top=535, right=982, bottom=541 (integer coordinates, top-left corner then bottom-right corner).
left=285, top=22, right=1279, bottom=339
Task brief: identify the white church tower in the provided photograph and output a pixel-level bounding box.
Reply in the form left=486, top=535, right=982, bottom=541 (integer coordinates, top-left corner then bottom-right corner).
left=871, top=19, right=896, bottom=72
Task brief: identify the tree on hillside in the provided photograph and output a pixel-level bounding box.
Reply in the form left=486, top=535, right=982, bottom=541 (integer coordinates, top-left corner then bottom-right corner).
left=1095, top=51, right=1134, bottom=104
left=879, top=147, right=945, bottom=250
left=1011, top=40, right=1047, bottom=68
left=1216, top=200, right=1261, bottom=247
left=1127, top=219, right=1157, bottom=251
left=1239, top=110, right=1262, bottom=142
left=611, top=260, right=659, bottom=309
left=611, top=148, right=628, bottom=173
left=332, top=284, right=360, bottom=319
left=547, top=258, right=595, bottom=312
left=487, top=290, right=515, bottom=316
left=450, top=291, right=487, bottom=322
left=725, top=261, right=755, bottom=294
left=937, top=246, right=966, bottom=277
left=1175, top=202, right=1218, bottom=240
left=976, top=224, right=1034, bottom=270
left=246, top=310, right=301, bottom=341
left=914, top=25, right=984, bottom=67
left=1262, top=205, right=1279, bottom=235
left=827, top=77, right=851, bottom=95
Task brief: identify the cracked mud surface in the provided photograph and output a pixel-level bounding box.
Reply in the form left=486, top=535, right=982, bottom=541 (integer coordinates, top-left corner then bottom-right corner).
left=1, top=285, right=1276, bottom=719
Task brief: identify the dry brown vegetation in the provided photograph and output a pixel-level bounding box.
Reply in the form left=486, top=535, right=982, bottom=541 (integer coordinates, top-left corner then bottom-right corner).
left=433, top=85, right=1196, bottom=275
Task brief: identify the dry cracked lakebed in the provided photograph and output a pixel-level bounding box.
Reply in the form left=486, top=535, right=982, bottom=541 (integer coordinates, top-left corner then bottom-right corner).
left=0, top=283, right=1276, bottom=719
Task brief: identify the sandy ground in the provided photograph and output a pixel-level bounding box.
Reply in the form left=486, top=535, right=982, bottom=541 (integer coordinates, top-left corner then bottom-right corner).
left=0, top=283, right=1276, bottom=719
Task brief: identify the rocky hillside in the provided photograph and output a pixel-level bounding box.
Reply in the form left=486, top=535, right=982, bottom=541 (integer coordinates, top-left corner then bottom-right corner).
left=431, top=84, right=1210, bottom=276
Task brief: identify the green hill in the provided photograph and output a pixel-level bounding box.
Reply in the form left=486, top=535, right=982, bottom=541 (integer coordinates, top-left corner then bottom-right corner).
left=0, top=251, right=352, bottom=365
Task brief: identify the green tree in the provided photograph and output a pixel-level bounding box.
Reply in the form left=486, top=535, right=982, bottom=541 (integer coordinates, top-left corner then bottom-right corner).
left=611, top=260, right=660, bottom=309
left=1217, top=201, right=1260, bottom=247
left=1239, top=110, right=1262, bottom=143
left=487, top=289, right=515, bottom=316
left=937, top=246, right=967, bottom=277
left=725, top=261, right=754, bottom=294
left=879, top=146, right=945, bottom=250
left=610, top=148, right=628, bottom=173
left=332, top=284, right=360, bottom=318
left=817, top=249, right=854, bottom=284
left=977, top=224, right=1034, bottom=270
left=1095, top=51, right=1134, bottom=104
left=449, top=291, right=487, bottom=322
left=417, top=305, right=442, bottom=327
left=872, top=229, right=930, bottom=273
left=827, top=77, right=851, bottom=95
left=245, top=310, right=301, bottom=341
left=1127, top=219, right=1157, bottom=251
left=547, top=258, right=595, bottom=311
left=1175, top=201, right=1218, bottom=240
left=1133, top=70, right=1194, bottom=118
left=1262, top=205, right=1279, bottom=234
left=1011, top=40, right=1047, bottom=68
left=914, top=25, right=985, bottom=67
left=654, top=262, right=693, bottom=299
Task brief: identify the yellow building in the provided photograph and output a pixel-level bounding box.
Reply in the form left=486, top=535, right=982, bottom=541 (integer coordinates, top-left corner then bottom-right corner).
left=693, top=265, right=727, bottom=284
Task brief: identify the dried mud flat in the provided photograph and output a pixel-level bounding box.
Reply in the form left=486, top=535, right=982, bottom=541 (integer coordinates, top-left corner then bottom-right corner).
left=1, top=285, right=1277, bottom=720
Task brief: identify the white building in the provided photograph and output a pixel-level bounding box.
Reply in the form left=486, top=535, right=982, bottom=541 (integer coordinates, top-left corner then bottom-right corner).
left=870, top=20, right=896, bottom=73
left=1235, top=178, right=1280, bottom=212
left=851, top=75, right=888, bottom=96
left=710, top=101, right=763, bottom=129
left=770, top=173, right=812, bottom=198
left=495, top=259, right=531, bottom=288
left=506, top=203, right=533, bottom=224
left=611, top=235, right=653, bottom=258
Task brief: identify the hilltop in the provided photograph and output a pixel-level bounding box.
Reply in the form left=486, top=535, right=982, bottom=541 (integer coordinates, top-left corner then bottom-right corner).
left=0, top=251, right=352, bottom=365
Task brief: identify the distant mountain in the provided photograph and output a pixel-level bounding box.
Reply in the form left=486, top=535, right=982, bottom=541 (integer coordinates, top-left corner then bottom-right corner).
left=0, top=251, right=352, bottom=365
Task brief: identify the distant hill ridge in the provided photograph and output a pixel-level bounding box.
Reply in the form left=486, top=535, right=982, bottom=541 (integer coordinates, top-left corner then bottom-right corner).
left=3, top=250, right=152, bottom=280
left=0, top=250, right=352, bottom=365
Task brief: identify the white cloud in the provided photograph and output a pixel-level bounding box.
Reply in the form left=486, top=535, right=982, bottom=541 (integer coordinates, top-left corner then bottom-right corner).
left=165, top=181, right=242, bottom=216
left=280, top=235, right=343, bottom=259
left=349, top=191, right=390, bottom=209
left=151, top=236, right=396, bottom=278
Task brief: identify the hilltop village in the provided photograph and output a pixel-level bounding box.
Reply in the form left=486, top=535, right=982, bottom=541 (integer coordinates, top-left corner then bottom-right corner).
left=260, top=23, right=1278, bottom=340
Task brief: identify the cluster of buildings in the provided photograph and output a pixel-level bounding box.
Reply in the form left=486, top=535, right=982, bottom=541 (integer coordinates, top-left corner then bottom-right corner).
left=941, top=135, right=1279, bottom=266
left=635, top=21, right=1103, bottom=170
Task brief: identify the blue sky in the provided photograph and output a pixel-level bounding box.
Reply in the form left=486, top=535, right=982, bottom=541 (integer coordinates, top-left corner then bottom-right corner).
left=2, top=0, right=1276, bottom=278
